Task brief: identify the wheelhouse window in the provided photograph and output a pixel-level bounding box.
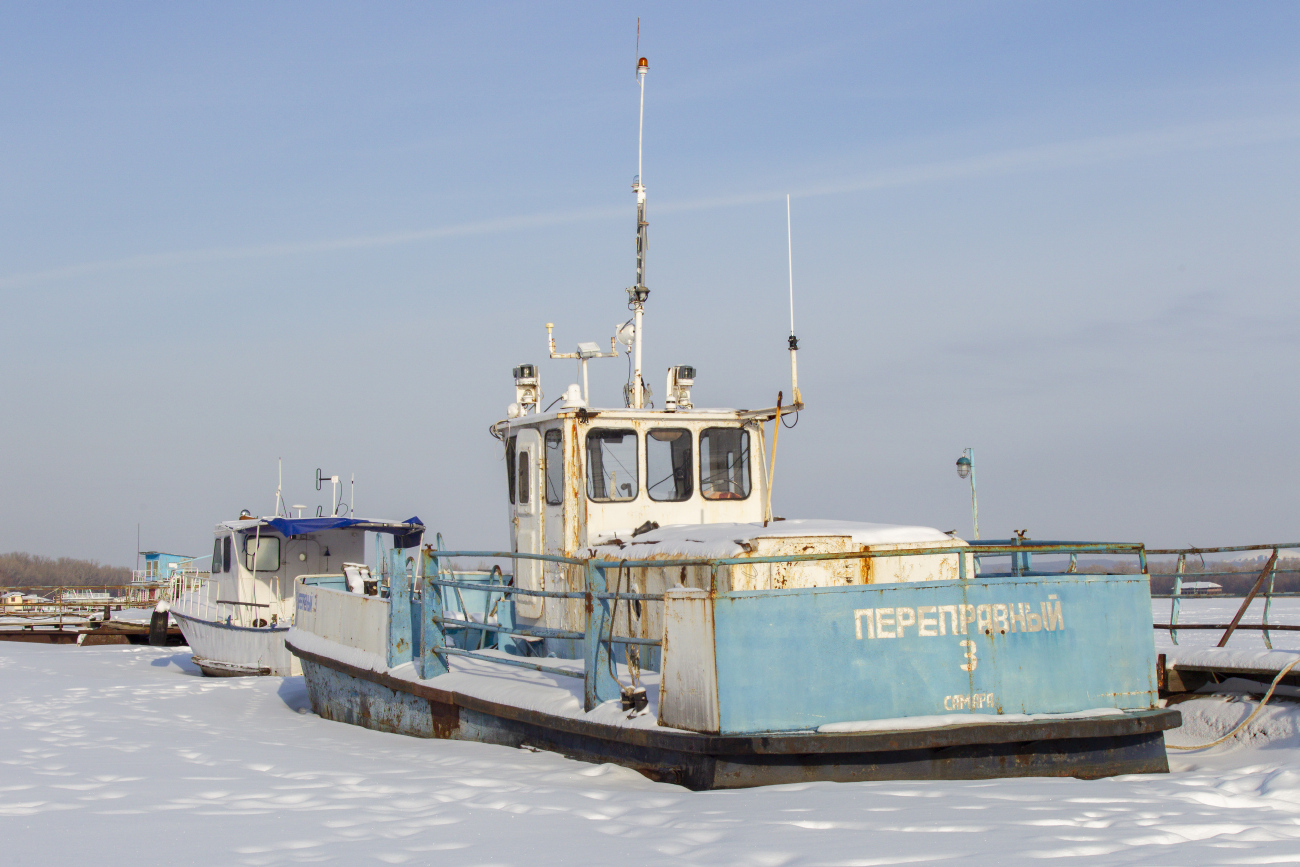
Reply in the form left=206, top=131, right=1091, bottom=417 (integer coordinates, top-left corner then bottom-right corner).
left=505, top=435, right=518, bottom=504
left=243, top=536, right=281, bottom=572
left=213, top=537, right=231, bottom=573
left=544, top=429, right=563, bottom=505
left=517, top=450, right=530, bottom=505
left=700, top=427, right=751, bottom=500
left=647, top=428, right=693, bottom=502
left=586, top=428, right=638, bottom=501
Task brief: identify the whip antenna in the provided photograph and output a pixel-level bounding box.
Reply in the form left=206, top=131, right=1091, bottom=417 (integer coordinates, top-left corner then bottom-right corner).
left=786, top=195, right=802, bottom=406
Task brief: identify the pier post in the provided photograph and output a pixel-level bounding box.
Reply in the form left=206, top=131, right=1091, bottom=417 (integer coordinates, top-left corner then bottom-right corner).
left=420, top=548, right=448, bottom=678
left=583, top=560, right=621, bottom=711
left=387, top=548, right=414, bottom=668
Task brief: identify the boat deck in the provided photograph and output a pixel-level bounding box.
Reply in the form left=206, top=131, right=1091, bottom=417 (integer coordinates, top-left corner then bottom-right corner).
left=287, top=630, right=1181, bottom=790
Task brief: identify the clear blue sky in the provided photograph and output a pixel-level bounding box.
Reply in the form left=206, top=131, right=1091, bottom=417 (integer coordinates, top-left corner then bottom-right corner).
left=1, top=2, right=1296, bottom=565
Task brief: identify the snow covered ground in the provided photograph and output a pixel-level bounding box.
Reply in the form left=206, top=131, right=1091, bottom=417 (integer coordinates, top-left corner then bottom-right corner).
left=3, top=636, right=1299, bottom=864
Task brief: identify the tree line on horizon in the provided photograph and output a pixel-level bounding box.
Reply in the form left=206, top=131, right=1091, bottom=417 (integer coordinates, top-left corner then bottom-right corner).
left=0, top=552, right=132, bottom=587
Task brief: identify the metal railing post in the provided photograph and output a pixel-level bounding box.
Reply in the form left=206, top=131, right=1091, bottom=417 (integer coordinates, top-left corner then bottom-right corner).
left=1263, top=551, right=1277, bottom=650
left=583, top=559, right=620, bottom=711
left=1170, top=553, right=1185, bottom=646
left=387, top=548, right=413, bottom=668
left=420, top=548, right=448, bottom=678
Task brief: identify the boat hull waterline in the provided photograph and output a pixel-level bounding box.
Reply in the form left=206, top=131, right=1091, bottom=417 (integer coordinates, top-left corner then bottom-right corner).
left=287, top=638, right=1178, bottom=790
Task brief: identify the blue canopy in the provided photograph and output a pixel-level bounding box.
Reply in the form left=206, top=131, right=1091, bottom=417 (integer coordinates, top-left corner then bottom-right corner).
left=255, top=516, right=424, bottom=549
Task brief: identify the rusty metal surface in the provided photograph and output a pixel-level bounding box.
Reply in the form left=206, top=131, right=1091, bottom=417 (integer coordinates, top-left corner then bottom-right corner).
left=1146, top=542, right=1300, bottom=555
left=290, top=638, right=1177, bottom=789
left=290, top=637, right=1179, bottom=754
left=1219, top=548, right=1280, bottom=647
left=0, top=630, right=82, bottom=644
left=1154, top=623, right=1300, bottom=631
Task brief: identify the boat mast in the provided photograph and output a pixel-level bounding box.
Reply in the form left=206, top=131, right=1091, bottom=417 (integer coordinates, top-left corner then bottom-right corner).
left=629, top=55, right=650, bottom=409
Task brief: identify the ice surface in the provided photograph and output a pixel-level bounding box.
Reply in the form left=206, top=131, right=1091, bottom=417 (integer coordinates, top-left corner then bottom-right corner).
left=1152, top=596, right=1300, bottom=654
left=4, top=642, right=1300, bottom=865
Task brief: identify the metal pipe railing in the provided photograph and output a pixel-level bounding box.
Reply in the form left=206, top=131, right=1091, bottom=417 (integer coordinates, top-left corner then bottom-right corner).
left=383, top=540, right=1169, bottom=710
left=1148, top=544, right=1299, bottom=649
left=423, top=576, right=661, bottom=601
left=362, top=539, right=1300, bottom=707
left=430, top=614, right=661, bottom=647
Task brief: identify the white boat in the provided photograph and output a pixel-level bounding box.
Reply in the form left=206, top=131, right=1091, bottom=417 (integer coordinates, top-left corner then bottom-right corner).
left=172, top=515, right=423, bottom=676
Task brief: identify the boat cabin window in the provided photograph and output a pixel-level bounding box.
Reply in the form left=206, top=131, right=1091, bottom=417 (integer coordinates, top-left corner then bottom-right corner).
left=243, top=536, right=280, bottom=572
left=212, top=536, right=231, bottom=573
left=544, top=429, right=563, bottom=505
left=586, top=428, right=638, bottom=501
left=647, top=428, right=693, bottom=502
left=700, top=427, right=751, bottom=500
left=505, top=435, right=518, bottom=504
left=517, top=450, right=530, bottom=504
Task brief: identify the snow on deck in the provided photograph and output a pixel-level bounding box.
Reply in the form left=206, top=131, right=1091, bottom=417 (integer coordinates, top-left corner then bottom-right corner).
left=590, top=519, right=953, bottom=558
left=5, top=642, right=1300, bottom=865
left=287, top=628, right=674, bottom=731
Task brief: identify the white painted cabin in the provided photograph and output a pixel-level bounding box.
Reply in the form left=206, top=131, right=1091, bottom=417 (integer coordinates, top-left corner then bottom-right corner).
left=494, top=398, right=967, bottom=657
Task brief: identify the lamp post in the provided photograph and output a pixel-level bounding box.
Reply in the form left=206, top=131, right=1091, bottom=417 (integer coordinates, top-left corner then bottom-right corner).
left=956, top=448, right=979, bottom=540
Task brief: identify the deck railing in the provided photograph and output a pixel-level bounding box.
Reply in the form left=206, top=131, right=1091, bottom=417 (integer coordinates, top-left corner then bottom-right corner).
left=0, top=584, right=176, bottom=630
left=385, top=540, right=1152, bottom=711
left=170, top=573, right=281, bottom=627
left=1145, top=542, right=1300, bottom=649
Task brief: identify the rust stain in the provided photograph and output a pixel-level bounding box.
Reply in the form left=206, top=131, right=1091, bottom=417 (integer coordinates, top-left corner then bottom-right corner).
left=428, top=699, right=460, bottom=739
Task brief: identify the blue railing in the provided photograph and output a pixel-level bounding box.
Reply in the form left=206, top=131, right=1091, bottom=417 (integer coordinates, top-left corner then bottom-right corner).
left=381, top=540, right=1152, bottom=711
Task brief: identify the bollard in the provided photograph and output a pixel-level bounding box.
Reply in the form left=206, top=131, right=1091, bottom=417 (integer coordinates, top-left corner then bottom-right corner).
left=148, top=605, right=170, bottom=646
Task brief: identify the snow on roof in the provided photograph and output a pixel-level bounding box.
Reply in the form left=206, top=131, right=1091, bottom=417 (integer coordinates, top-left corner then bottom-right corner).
left=589, top=519, right=955, bottom=559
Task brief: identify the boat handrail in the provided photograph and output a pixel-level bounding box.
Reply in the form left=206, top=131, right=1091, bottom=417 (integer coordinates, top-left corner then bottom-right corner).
left=428, top=541, right=1148, bottom=572
left=364, top=540, right=1169, bottom=708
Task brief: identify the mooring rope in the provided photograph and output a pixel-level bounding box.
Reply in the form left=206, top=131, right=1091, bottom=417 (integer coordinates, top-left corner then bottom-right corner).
left=1167, top=657, right=1300, bottom=751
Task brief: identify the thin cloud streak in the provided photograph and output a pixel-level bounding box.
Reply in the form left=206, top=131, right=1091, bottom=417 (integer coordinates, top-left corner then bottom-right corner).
left=3, top=115, right=1295, bottom=290
left=661, top=114, right=1300, bottom=215
left=0, top=205, right=625, bottom=290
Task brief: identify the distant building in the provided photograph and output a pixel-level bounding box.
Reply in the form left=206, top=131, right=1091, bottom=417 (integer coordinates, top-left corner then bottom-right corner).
left=1180, top=581, right=1222, bottom=596
left=132, top=551, right=196, bottom=602
left=136, top=552, right=192, bottom=582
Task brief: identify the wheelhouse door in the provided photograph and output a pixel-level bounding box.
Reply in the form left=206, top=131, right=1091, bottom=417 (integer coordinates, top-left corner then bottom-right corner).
left=513, top=429, right=543, bottom=618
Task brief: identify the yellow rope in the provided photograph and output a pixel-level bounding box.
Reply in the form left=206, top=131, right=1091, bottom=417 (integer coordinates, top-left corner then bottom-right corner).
left=1167, top=658, right=1300, bottom=751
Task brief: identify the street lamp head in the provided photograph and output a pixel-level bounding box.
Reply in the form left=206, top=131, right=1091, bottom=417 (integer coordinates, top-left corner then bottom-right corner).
left=956, top=455, right=971, bottom=480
